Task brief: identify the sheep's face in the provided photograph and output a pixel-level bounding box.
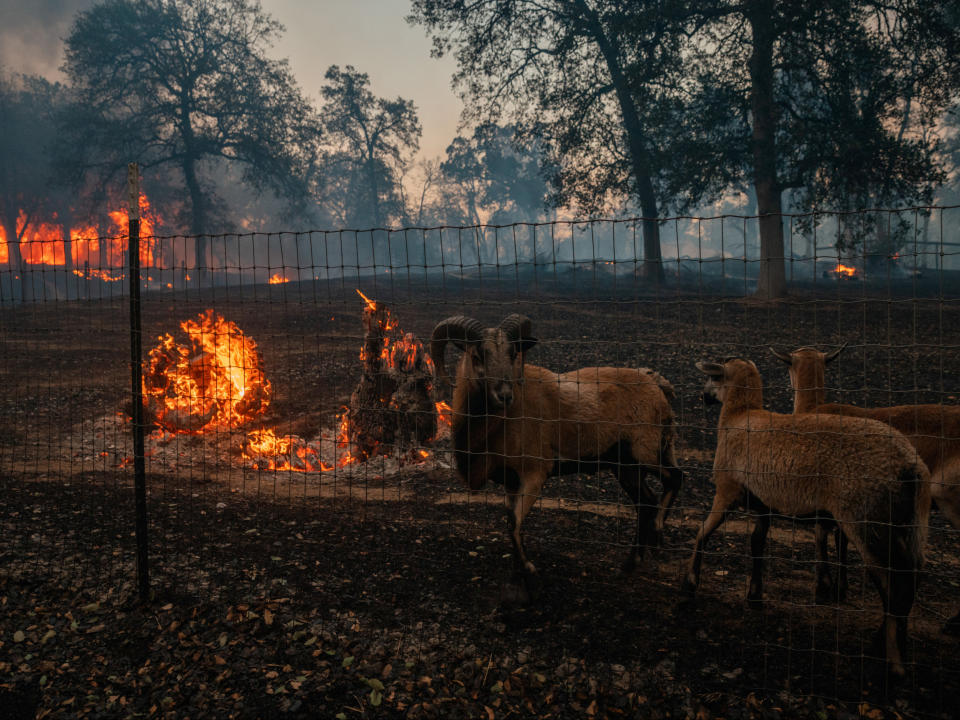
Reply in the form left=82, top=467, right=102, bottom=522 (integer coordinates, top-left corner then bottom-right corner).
left=697, top=363, right=723, bottom=405
left=464, top=330, right=523, bottom=412
left=696, top=358, right=759, bottom=405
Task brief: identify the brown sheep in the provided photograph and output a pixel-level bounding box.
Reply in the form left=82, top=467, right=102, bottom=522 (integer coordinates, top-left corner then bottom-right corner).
left=772, top=344, right=960, bottom=633
left=431, top=314, right=683, bottom=601
left=686, top=357, right=930, bottom=677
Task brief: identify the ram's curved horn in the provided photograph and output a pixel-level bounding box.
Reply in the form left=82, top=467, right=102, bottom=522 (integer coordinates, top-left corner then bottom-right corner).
left=769, top=347, right=793, bottom=364
left=499, top=313, right=537, bottom=353
left=824, top=343, right=847, bottom=364
left=695, top=361, right=724, bottom=376
left=430, top=316, right=485, bottom=387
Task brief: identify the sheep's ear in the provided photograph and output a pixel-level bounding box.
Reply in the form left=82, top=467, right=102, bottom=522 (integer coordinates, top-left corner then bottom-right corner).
left=824, top=343, right=847, bottom=364
left=695, top=361, right=724, bottom=377
left=769, top=346, right=792, bottom=364
left=499, top=314, right=537, bottom=355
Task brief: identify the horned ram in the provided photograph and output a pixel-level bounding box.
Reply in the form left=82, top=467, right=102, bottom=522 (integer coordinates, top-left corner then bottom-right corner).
left=430, top=314, right=683, bottom=600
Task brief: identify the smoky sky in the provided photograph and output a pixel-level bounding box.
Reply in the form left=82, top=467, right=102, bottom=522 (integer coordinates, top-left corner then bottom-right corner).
left=0, top=0, right=95, bottom=77
left=0, top=0, right=461, bottom=160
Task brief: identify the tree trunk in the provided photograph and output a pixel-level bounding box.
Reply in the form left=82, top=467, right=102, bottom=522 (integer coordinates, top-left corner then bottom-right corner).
left=182, top=153, right=208, bottom=285
left=2, top=216, right=24, bottom=303
left=748, top=1, right=786, bottom=299
left=366, top=149, right=390, bottom=267
left=60, top=207, right=74, bottom=301
left=578, top=0, right=663, bottom=280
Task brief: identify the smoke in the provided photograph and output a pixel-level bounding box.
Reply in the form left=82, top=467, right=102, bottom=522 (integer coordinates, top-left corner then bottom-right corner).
left=0, top=0, right=95, bottom=79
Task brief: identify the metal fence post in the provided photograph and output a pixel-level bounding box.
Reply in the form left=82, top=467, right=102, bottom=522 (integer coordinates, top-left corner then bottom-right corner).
left=127, top=162, right=150, bottom=602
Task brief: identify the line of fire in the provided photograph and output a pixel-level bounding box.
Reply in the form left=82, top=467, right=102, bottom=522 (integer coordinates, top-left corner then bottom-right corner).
left=0, top=191, right=319, bottom=301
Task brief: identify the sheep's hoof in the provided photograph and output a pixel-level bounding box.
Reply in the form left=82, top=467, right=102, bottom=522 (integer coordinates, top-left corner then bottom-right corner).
left=621, top=550, right=639, bottom=575
left=746, top=591, right=764, bottom=610
left=943, top=613, right=960, bottom=637
left=679, top=576, right=698, bottom=603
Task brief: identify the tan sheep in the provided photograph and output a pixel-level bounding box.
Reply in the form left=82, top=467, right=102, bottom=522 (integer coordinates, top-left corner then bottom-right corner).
left=772, top=344, right=960, bottom=633
left=431, top=314, right=682, bottom=601
left=686, top=357, right=930, bottom=677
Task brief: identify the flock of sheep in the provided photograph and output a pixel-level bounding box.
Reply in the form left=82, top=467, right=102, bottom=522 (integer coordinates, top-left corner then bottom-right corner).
left=429, top=313, right=959, bottom=679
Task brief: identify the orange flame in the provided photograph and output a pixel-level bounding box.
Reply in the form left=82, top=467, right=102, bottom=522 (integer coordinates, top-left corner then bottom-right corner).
left=268, top=273, right=289, bottom=285
left=834, top=262, right=856, bottom=277
left=73, top=267, right=124, bottom=283
left=356, top=288, right=376, bottom=310
left=242, top=429, right=333, bottom=472
left=242, top=292, right=448, bottom=472
left=435, top=401, right=452, bottom=428
left=0, top=193, right=161, bottom=270
left=143, top=310, right=271, bottom=434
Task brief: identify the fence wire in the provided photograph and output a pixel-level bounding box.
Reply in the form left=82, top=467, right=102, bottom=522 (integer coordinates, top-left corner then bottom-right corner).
left=1, top=208, right=960, bottom=718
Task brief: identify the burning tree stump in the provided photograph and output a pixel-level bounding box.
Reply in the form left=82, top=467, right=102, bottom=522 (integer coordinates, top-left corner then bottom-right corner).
left=345, top=293, right=438, bottom=461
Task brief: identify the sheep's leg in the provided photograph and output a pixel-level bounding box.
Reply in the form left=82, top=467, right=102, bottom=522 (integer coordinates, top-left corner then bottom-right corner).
left=681, top=482, right=739, bottom=599
left=814, top=520, right=837, bottom=604
left=865, top=560, right=912, bottom=679
left=931, top=463, right=960, bottom=634
left=653, top=465, right=684, bottom=540
left=617, top=466, right=659, bottom=572
left=503, top=473, right=546, bottom=602
left=653, top=437, right=684, bottom=536
left=747, top=508, right=771, bottom=607
left=841, top=521, right=912, bottom=678
left=930, top=460, right=960, bottom=530
left=835, top=526, right=849, bottom=602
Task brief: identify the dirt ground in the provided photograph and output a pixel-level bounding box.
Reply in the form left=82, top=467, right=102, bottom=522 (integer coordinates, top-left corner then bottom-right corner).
left=2, top=272, right=960, bottom=719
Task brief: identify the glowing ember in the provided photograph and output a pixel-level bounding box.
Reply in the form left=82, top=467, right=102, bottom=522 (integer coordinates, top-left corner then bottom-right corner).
left=833, top=262, right=856, bottom=277
left=268, top=273, right=290, bottom=284
left=143, top=309, right=271, bottom=433
left=242, top=429, right=332, bottom=472
left=435, top=401, right=452, bottom=428
left=334, top=406, right=360, bottom=466
left=73, top=267, right=125, bottom=283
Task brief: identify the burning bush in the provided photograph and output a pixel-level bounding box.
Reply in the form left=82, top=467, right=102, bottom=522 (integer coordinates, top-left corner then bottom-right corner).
left=143, top=309, right=272, bottom=433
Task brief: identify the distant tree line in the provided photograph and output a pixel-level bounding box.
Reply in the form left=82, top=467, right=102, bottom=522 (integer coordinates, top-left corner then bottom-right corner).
left=1, top=0, right=959, bottom=301
left=410, top=0, right=960, bottom=297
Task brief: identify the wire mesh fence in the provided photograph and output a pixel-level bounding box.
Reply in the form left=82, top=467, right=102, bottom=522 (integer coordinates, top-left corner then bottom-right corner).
left=2, top=207, right=960, bottom=718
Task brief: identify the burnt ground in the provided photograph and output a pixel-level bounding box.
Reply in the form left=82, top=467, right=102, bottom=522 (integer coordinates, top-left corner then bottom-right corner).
left=2, top=271, right=960, bottom=719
